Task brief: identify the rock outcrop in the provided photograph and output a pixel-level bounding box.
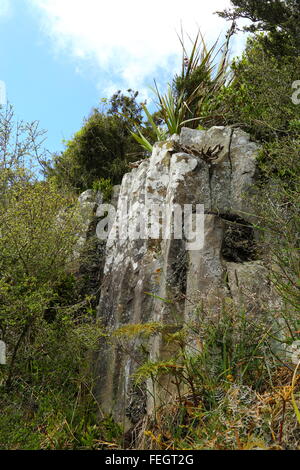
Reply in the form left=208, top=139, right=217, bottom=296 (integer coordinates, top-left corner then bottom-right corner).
left=92, top=127, right=278, bottom=428
left=72, top=189, right=105, bottom=309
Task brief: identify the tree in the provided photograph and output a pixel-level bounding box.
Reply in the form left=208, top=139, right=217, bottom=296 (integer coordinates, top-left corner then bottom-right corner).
left=0, top=105, right=104, bottom=448
left=0, top=104, right=49, bottom=195
left=0, top=179, right=82, bottom=388
left=46, top=92, right=147, bottom=192
left=107, top=88, right=144, bottom=126
left=0, top=103, right=91, bottom=390
left=202, top=35, right=300, bottom=140
left=217, top=0, right=300, bottom=57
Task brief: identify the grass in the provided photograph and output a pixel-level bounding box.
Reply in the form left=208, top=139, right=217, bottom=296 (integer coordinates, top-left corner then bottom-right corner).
left=111, top=294, right=300, bottom=450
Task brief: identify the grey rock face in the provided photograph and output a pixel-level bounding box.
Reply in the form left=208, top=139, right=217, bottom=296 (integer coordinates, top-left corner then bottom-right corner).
left=0, top=340, right=6, bottom=365
left=94, top=127, right=275, bottom=427
left=73, top=190, right=103, bottom=259
left=73, top=188, right=113, bottom=310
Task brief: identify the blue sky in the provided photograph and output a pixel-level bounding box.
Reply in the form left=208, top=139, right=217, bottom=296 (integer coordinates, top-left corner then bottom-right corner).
left=0, top=0, right=247, bottom=156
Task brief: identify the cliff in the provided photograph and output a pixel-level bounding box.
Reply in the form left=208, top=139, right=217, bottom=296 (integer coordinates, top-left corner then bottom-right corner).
left=80, top=127, right=280, bottom=429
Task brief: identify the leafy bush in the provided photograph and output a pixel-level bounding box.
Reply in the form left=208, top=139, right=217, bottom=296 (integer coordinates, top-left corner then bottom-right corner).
left=92, top=177, right=113, bottom=203
left=46, top=106, right=143, bottom=193
left=205, top=36, right=300, bottom=140
left=218, top=0, right=300, bottom=58
left=254, top=137, right=300, bottom=316
left=112, top=296, right=300, bottom=450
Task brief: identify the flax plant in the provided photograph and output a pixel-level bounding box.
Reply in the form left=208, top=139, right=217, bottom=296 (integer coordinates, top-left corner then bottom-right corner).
left=131, top=24, right=235, bottom=152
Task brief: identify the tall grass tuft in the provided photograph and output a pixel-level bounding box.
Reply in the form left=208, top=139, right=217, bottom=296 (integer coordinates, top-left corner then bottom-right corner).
left=132, top=24, right=235, bottom=152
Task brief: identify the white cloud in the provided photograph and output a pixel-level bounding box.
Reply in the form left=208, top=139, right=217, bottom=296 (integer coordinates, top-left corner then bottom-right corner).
left=29, top=0, right=246, bottom=97
left=0, top=0, right=12, bottom=18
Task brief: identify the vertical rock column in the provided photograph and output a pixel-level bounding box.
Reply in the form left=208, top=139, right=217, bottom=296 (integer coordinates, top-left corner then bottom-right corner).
left=95, top=127, right=265, bottom=427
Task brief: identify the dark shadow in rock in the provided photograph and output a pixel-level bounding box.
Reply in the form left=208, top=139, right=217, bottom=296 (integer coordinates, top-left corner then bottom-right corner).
left=167, top=240, right=188, bottom=297
left=220, top=214, right=257, bottom=263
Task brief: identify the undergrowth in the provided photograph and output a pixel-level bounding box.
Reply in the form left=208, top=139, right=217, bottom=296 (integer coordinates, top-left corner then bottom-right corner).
left=112, top=296, right=300, bottom=450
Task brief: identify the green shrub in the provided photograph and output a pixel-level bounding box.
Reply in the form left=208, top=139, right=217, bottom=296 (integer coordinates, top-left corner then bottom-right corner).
left=46, top=108, right=142, bottom=193
left=112, top=296, right=300, bottom=450
left=255, top=136, right=300, bottom=314
left=92, top=177, right=113, bottom=203
left=205, top=36, right=300, bottom=140
left=218, top=0, right=300, bottom=58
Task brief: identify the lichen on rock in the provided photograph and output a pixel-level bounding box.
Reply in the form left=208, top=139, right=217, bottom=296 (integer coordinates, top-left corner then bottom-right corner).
left=90, top=126, right=278, bottom=427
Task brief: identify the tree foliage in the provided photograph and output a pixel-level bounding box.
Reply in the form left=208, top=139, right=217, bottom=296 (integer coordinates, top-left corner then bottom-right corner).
left=204, top=36, right=300, bottom=140
left=218, top=0, right=300, bottom=57
left=46, top=91, right=148, bottom=192
left=0, top=178, right=83, bottom=387
left=0, top=104, right=48, bottom=195
left=0, top=108, right=103, bottom=448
